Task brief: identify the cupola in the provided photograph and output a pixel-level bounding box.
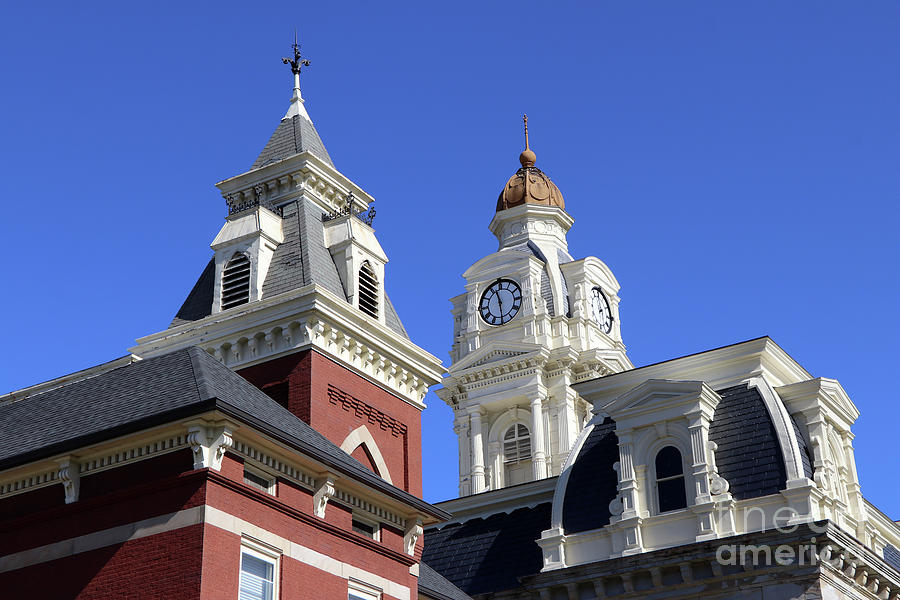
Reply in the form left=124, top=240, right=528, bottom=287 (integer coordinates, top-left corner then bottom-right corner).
left=496, top=115, right=565, bottom=212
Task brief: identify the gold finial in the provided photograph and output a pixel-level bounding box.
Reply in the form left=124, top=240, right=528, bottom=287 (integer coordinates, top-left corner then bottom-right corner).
left=519, top=113, right=536, bottom=168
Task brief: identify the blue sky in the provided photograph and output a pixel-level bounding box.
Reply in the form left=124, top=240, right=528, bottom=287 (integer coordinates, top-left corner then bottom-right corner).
left=1, top=2, right=898, bottom=511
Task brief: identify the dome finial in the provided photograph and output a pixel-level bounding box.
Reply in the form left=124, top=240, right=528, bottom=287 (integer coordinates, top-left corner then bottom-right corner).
left=519, top=113, right=537, bottom=167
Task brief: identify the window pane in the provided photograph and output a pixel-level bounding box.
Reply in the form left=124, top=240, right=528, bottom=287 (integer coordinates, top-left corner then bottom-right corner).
left=240, top=553, right=274, bottom=600
left=658, top=477, right=687, bottom=512
left=655, top=446, right=683, bottom=479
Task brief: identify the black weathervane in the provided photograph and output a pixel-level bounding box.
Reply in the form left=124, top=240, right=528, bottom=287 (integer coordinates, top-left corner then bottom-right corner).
left=282, top=32, right=310, bottom=74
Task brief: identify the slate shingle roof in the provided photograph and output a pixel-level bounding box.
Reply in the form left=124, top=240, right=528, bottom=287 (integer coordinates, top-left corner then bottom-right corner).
left=251, top=114, right=333, bottom=170
left=418, top=562, right=473, bottom=600
left=0, top=347, right=443, bottom=518
left=422, top=503, right=551, bottom=596
left=885, top=544, right=900, bottom=574
left=562, top=417, right=619, bottom=533
left=709, top=384, right=790, bottom=500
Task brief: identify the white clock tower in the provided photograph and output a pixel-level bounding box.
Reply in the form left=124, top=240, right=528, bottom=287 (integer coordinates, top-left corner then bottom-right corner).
left=435, top=118, right=633, bottom=496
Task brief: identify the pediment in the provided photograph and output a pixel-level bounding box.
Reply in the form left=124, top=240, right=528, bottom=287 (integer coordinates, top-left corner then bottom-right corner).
left=451, top=341, right=544, bottom=373
left=604, top=379, right=720, bottom=419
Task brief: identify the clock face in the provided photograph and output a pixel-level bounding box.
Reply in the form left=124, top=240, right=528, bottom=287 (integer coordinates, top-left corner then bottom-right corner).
left=590, top=287, right=614, bottom=334
left=479, top=279, right=522, bottom=326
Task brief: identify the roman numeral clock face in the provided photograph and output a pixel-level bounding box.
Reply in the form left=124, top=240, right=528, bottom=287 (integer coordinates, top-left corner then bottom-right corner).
left=591, top=286, right=614, bottom=334
left=479, top=279, right=522, bottom=326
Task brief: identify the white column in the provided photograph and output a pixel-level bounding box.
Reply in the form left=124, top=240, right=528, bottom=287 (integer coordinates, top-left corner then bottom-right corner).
left=531, top=396, right=548, bottom=480
left=469, top=408, right=487, bottom=494
left=454, top=412, right=471, bottom=496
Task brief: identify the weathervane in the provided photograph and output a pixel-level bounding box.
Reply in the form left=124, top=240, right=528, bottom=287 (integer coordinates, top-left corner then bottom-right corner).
left=282, top=31, right=310, bottom=75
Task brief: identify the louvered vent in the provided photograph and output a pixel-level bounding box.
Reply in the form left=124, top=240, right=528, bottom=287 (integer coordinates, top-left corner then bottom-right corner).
left=503, top=423, right=532, bottom=464
left=358, top=262, right=379, bottom=318
left=221, top=253, right=251, bottom=310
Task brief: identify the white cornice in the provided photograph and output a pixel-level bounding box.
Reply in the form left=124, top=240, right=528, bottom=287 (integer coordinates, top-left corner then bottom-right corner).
left=130, top=284, right=444, bottom=408
left=431, top=476, right=557, bottom=527
left=573, top=337, right=812, bottom=404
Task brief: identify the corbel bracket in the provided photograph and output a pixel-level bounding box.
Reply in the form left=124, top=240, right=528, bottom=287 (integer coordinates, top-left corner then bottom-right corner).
left=313, top=474, right=336, bottom=518
left=404, top=518, right=423, bottom=556
left=57, top=457, right=80, bottom=504
left=186, top=421, right=235, bottom=471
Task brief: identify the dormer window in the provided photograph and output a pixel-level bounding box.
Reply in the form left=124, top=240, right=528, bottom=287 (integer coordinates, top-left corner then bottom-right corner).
left=358, top=261, right=379, bottom=318
left=503, top=423, right=531, bottom=464
left=222, top=252, right=251, bottom=310
left=655, top=446, right=687, bottom=512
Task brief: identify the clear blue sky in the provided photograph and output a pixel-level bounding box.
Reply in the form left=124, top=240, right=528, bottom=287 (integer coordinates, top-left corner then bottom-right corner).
left=1, top=2, right=898, bottom=512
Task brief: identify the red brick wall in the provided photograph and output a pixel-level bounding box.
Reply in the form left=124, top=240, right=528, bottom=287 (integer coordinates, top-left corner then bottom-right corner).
left=238, top=349, right=423, bottom=495
left=1, top=523, right=204, bottom=599
left=0, top=450, right=204, bottom=558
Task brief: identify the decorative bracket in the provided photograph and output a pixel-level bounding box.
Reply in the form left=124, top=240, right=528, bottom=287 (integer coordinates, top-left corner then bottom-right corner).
left=57, top=457, right=80, bottom=504
left=404, top=518, right=423, bottom=556
left=187, top=423, right=235, bottom=471
left=313, top=475, right=336, bottom=518
left=707, top=441, right=730, bottom=496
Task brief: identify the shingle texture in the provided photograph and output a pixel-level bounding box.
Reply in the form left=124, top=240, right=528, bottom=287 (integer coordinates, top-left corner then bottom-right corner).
left=418, top=562, right=473, bottom=600
left=169, top=197, right=410, bottom=339
left=884, top=544, right=900, bottom=574
left=171, top=258, right=215, bottom=327
left=251, top=114, right=333, bottom=170
left=562, top=417, right=619, bottom=533
left=422, top=503, right=551, bottom=596
left=708, top=384, right=788, bottom=499
left=0, top=347, right=436, bottom=515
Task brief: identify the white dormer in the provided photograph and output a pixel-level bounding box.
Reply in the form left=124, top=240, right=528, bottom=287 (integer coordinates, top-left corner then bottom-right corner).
left=323, top=212, right=388, bottom=325
left=211, top=206, right=284, bottom=313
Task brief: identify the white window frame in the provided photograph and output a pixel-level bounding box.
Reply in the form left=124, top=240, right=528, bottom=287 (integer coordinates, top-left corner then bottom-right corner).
left=351, top=514, right=381, bottom=541
left=239, top=538, right=280, bottom=600
left=348, top=578, right=381, bottom=600
left=243, top=462, right=277, bottom=496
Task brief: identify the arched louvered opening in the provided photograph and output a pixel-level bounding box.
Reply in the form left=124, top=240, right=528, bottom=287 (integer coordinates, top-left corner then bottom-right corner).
left=358, top=261, right=379, bottom=318
left=503, top=423, right=532, bottom=486
left=655, top=446, right=687, bottom=512
left=221, top=253, right=251, bottom=310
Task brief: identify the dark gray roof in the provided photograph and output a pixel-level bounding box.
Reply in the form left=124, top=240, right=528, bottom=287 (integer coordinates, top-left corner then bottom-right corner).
left=169, top=197, right=410, bottom=339
left=251, top=114, right=333, bottom=170
left=562, top=417, right=619, bottom=534
left=709, top=384, right=790, bottom=499
left=171, top=258, right=215, bottom=327
left=422, top=503, right=551, bottom=596
left=418, top=562, right=473, bottom=600
left=885, top=544, right=900, bottom=574
left=0, top=347, right=444, bottom=519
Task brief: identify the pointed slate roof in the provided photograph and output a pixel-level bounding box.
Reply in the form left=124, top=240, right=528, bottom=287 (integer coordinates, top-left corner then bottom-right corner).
left=251, top=113, right=333, bottom=170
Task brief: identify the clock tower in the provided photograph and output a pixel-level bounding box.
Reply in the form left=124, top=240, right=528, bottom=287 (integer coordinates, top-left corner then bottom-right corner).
left=435, top=118, right=632, bottom=495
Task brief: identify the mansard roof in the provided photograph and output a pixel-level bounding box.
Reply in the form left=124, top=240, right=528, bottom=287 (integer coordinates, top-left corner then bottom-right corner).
left=422, top=502, right=551, bottom=596
left=251, top=113, right=334, bottom=170
left=0, top=347, right=441, bottom=518
left=169, top=197, right=409, bottom=338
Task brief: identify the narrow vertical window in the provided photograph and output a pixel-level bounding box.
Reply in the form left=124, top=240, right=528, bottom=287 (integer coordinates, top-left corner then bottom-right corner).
left=503, top=423, right=531, bottom=464
left=655, top=446, right=687, bottom=512
left=358, top=261, right=379, bottom=318
left=222, top=252, right=251, bottom=310
left=239, top=546, right=277, bottom=600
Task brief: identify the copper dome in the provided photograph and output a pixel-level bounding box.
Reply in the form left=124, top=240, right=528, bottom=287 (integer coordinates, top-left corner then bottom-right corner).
left=496, top=115, right=565, bottom=212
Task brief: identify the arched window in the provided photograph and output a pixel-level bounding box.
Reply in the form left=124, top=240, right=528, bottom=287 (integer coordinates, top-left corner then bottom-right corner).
left=503, top=423, right=531, bottom=464
left=655, top=446, right=687, bottom=512
left=222, top=253, right=251, bottom=310
left=358, top=262, right=379, bottom=318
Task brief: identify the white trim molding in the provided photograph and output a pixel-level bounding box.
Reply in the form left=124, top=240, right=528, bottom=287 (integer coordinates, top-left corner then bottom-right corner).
left=339, top=426, right=393, bottom=485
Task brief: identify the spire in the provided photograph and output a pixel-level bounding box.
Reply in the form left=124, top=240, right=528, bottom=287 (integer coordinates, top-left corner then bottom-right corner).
left=519, top=114, right=537, bottom=168
left=282, top=31, right=311, bottom=120
left=251, top=36, right=334, bottom=170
